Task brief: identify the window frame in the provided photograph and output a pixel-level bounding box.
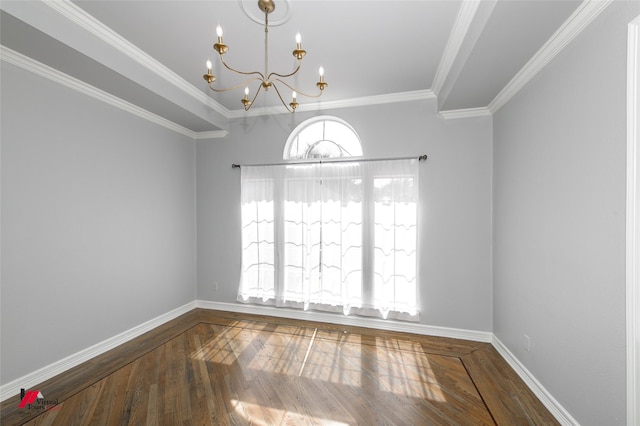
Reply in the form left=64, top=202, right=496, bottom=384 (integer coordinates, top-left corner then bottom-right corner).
left=283, top=116, right=363, bottom=160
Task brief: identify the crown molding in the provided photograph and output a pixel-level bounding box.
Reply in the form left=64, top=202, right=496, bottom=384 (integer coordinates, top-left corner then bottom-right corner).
left=195, top=131, right=229, bottom=140
left=227, top=90, right=437, bottom=119
left=431, top=0, right=483, bottom=96
left=439, top=107, right=492, bottom=120
left=42, top=0, right=231, bottom=119
left=32, top=1, right=439, bottom=121
left=488, top=0, right=613, bottom=114
left=1, top=44, right=423, bottom=138
left=0, top=46, right=204, bottom=139
left=7, top=0, right=612, bottom=125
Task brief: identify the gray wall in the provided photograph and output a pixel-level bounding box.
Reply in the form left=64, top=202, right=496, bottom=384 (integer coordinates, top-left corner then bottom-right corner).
left=0, top=62, right=197, bottom=384
left=2, top=2, right=634, bottom=421
left=197, top=100, right=494, bottom=331
left=493, top=2, right=640, bottom=425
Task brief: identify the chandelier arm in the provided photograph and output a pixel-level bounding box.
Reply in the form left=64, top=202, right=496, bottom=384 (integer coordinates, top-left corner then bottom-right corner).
left=204, top=1, right=326, bottom=113
left=218, top=54, right=265, bottom=79
left=208, top=77, right=263, bottom=93
left=267, top=61, right=302, bottom=80
left=242, top=83, right=264, bottom=111
left=272, top=78, right=324, bottom=99
left=271, top=81, right=295, bottom=112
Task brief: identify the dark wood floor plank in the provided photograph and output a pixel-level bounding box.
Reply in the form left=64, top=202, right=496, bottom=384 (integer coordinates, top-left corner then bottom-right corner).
left=4, top=309, right=558, bottom=425
left=462, top=345, right=559, bottom=425
left=1, top=309, right=201, bottom=425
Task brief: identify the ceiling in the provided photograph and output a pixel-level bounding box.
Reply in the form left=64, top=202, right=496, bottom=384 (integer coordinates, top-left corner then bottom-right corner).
left=1, top=0, right=598, bottom=136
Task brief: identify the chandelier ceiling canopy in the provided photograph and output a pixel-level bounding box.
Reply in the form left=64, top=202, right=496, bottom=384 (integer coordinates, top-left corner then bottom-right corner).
left=203, top=0, right=327, bottom=113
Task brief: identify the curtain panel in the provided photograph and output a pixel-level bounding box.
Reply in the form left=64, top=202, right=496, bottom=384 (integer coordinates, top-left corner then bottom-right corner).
left=238, top=159, right=419, bottom=321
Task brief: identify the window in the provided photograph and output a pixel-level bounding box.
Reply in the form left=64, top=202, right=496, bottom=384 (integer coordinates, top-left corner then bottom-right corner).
left=238, top=117, right=418, bottom=321
left=284, top=116, right=363, bottom=160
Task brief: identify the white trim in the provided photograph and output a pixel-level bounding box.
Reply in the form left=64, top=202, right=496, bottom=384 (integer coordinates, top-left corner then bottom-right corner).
left=492, top=336, right=579, bottom=426
left=0, top=297, right=581, bottom=425
left=227, top=90, right=436, bottom=119
left=627, top=14, right=640, bottom=426
left=194, top=131, right=229, bottom=140
left=7, top=0, right=609, bottom=123
left=431, top=0, right=482, bottom=96
left=18, top=0, right=437, bottom=120
left=0, top=301, right=196, bottom=402
left=0, top=46, right=201, bottom=139
left=488, top=0, right=612, bottom=114
left=42, top=0, right=230, bottom=119
left=239, top=0, right=292, bottom=27
left=438, top=107, right=492, bottom=120
left=195, top=300, right=493, bottom=343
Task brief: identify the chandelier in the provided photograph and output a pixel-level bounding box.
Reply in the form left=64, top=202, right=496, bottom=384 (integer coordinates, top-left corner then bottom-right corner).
left=203, top=0, right=327, bottom=112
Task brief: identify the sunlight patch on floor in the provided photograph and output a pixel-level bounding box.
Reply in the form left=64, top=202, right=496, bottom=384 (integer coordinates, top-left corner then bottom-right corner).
left=297, top=332, right=363, bottom=387
left=246, top=327, right=311, bottom=375
left=190, top=322, right=254, bottom=365
left=376, top=337, right=447, bottom=401
left=230, top=398, right=350, bottom=426
left=191, top=323, right=447, bottom=402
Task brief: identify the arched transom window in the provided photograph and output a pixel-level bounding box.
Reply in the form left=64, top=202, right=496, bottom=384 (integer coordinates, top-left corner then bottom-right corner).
left=284, top=116, right=363, bottom=160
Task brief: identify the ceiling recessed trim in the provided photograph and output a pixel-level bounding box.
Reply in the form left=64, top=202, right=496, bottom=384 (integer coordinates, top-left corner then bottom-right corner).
left=42, top=0, right=230, bottom=119
left=195, top=131, right=229, bottom=140
left=431, top=0, right=482, bottom=96
left=488, top=0, right=613, bottom=114
left=8, top=0, right=608, bottom=122
left=1, top=45, right=203, bottom=140
left=439, top=107, right=492, bottom=120
left=37, top=1, right=441, bottom=120
left=227, top=90, right=437, bottom=118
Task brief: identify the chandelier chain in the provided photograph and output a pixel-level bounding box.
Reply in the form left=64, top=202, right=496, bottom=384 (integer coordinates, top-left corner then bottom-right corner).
left=264, top=12, right=269, bottom=80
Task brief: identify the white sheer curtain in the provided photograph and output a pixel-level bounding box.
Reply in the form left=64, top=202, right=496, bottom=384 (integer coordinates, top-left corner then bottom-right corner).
left=238, top=158, right=419, bottom=321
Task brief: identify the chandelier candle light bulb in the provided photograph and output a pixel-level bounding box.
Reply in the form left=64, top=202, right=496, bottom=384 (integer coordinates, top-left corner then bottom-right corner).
left=203, top=60, right=215, bottom=83
left=289, top=90, right=298, bottom=111
left=292, top=32, right=306, bottom=60
left=213, top=24, right=228, bottom=55
left=242, top=87, right=251, bottom=109
left=202, top=0, right=327, bottom=112
left=317, top=66, right=327, bottom=91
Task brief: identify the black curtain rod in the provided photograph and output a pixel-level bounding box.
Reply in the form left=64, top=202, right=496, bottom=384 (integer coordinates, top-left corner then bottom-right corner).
left=232, top=154, right=427, bottom=169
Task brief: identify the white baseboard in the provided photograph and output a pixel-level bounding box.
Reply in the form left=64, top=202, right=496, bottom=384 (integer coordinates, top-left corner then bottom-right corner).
left=0, top=301, right=196, bottom=402
left=491, top=336, right=579, bottom=426
left=1, top=298, right=575, bottom=426
left=195, top=300, right=493, bottom=343
left=200, top=302, right=578, bottom=423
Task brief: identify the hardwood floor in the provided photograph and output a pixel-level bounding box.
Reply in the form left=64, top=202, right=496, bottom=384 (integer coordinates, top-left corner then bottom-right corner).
left=1, top=309, right=559, bottom=425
